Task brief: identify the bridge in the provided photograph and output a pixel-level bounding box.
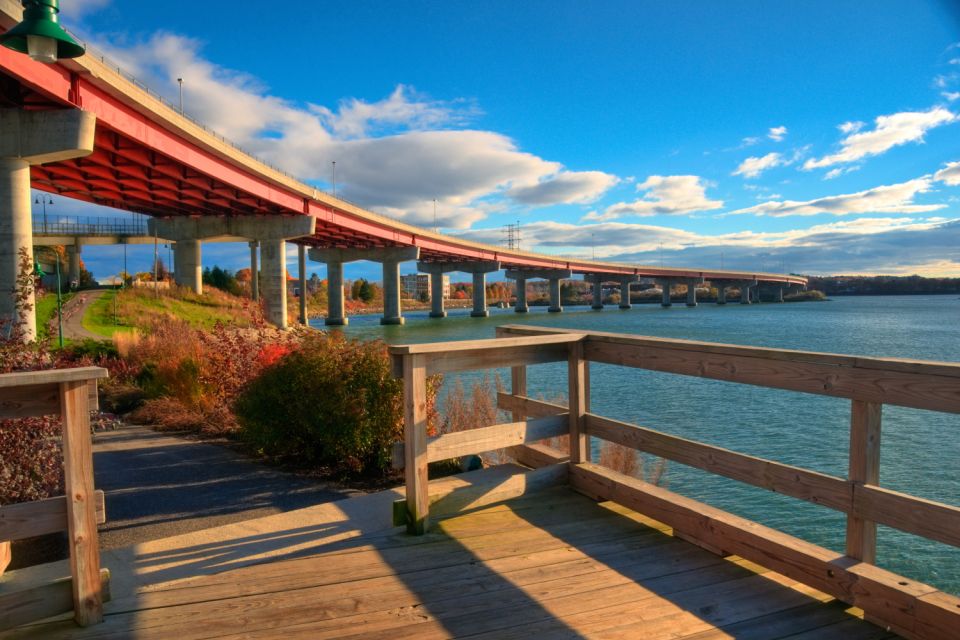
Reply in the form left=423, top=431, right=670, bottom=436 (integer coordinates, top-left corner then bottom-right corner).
left=0, top=0, right=805, bottom=339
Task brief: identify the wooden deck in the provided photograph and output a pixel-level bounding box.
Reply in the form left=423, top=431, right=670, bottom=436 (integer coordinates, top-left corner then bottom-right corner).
left=7, top=486, right=894, bottom=640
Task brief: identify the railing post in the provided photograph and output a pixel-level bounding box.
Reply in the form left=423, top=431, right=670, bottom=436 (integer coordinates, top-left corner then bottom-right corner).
left=846, top=399, right=882, bottom=563
left=59, top=379, right=103, bottom=626
left=510, top=364, right=527, bottom=423
left=403, top=354, right=430, bottom=534
left=568, top=339, right=587, bottom=464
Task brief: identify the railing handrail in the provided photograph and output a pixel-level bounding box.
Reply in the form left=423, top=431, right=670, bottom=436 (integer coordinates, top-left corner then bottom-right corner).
left=392, top=327, right=960, bottom=639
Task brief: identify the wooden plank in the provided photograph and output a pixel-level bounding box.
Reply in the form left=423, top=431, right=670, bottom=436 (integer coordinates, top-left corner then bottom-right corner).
left=388, top=333, right=582, bottom=355
left=0, top=383, right=60, bottom=419
left=60, top=380, right=102, bottom=627
left=423, top=342, right=572, bottom=375
left=856, top=484, right=960, bottom=549
left=584, top=412, right=852, bottom=513
left=509, top=442, right=569, bottom=469
left=568, top=340, right=587, bottom=464
left=509, top=363, right=526, bottom=422
left=0, top=568, right=110, bottom=632
left=402, top=354, right=429, bottom=535
left=496, top=325, right=960, bottom=413
left=568, top=462, right=954, bottom=637
left=915, top=591, right=960, bottom=640
left=426, top=415, right=568, bottom=463
left=496, top=324, right=960, bottom=380
left=0, top=491, right=106, bottom=542
left=496, top=392, right=567, bottom=418
left=0, top=541, right=8, bottom=577
left=0, top=367, right=107, bottom=388
left=846, top=400, right=882, bottom=562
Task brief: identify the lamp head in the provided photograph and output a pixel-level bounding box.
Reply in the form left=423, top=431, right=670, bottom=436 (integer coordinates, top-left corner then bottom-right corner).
left=0, top=0, right=85, bottom=63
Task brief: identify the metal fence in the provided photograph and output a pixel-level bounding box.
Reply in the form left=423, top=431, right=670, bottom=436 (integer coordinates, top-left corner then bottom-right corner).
left=33, top=215, right=149, bottom=237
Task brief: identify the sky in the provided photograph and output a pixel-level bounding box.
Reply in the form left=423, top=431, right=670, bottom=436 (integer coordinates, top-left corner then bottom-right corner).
left=40, top=0, right=960, bottom=282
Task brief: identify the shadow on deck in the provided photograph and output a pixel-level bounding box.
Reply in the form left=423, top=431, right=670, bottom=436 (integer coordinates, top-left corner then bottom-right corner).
left=5, top=466, right=893, bottom=640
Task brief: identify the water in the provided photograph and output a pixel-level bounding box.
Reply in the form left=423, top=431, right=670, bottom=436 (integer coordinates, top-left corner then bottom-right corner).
left=311, top=295, right=960, bottom=593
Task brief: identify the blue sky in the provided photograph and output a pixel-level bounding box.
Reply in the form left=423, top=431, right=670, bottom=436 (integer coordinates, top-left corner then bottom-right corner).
left=45, top=0, right=960, bottom=281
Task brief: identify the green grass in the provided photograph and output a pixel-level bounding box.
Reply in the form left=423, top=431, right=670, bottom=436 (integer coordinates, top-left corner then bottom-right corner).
left=35, top=291, right=74, bottom=342
left=82, top=289, right=133, bottom=338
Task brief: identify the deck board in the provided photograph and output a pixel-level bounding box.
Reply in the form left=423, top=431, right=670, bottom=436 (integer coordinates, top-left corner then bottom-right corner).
left=4, top=486, right=895, bottom=639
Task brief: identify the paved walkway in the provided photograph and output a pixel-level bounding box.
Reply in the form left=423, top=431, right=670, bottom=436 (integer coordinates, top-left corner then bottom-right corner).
left=56, top=289, right=107, bottom=341
left=93, top=426, right=363, bottom=549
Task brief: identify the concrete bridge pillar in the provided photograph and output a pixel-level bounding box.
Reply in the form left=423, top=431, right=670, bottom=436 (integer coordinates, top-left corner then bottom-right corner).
left=382, top=259, right=403, bottom=325
left=619, top=278, right=636, bottom=309
left=173, top=238, right=202, bottom=294
left=259, top=239, right=289, bottom=328
left=325, top=260, right=347, bottom=325
left=548, top=277, right=563, bottom=313
left=429, top=273, right=446, bottom=318
left=0, top=109, right=95, bottom=341
left=248, top=240, right=259, bottom=301
left=588, top=276, right=604, bottom=310
left=739, top=280, right=757, bottom=305
left=657, top=280, right=673, bottom=307
left=297, top=244, right=308, bottom=325
left=150, top=214, right=316, bottom=329
left=505, top=268, right=571, bottom=313
left=514, top=278, right=528, bottom=312
left=685, top=278, right=704, bottom=307
left=717, top=286, right=727, bottom=305
left=67, top=241, right=82, bottom=287
left=776, top=286, right=784, bottom=303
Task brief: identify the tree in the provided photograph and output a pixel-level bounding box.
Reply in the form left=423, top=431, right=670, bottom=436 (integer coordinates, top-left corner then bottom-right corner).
left=358, top=279, right=374, bottom=303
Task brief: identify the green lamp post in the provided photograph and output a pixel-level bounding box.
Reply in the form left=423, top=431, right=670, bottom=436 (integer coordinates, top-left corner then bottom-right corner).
left=34, top=247, right=63, bottom=348
left=0, top=0, right=85, bottom=64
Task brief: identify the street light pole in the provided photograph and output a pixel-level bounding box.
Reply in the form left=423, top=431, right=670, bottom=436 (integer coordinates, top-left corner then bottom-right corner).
left=331, top=161, right=336, bottom=197
left=35, top=194, right=52, bottom=233
left=177, top=77, right=183, bottom=115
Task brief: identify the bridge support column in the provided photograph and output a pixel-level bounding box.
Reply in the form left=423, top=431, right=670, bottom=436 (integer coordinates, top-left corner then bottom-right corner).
left=429, top=273, right=446, bottom=318
left=685, top=278, right=704, bottom=307
left=514, top=278, right=528, bottom=312
left=67, top=241, right=82, bottom=287
left=717, top=286, right=727, bottom=305
left=248, top=240, right=259, bottom=301
left=739, top=280, right=757, bottom=304
left=325, top=261, right=347, bottom=325
left=548, top=277, right=563, bottom=313
left=150, top=215, right=316, bottom=329
left=259, top=239, right=289, bottom=328
left=656, top=280, right=673, bottom=307
left=0, top=109, right=95, bottom=341
left=174, top=239, right=202, bottom=294
left=586, top=275, right=604, bottom=310
left=619, top=278, right=637, bottom=309
left=776, top=286, right=784, bottom=303
left=382, top=260, right=404, bottom=325
left=505, top=268, right=571, bottom=313
left=298, top=244, right=307, bottom=325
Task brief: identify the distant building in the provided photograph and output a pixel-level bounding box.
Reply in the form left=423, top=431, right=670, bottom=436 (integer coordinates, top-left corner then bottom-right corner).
left=401, top=273, right=450, bottom=299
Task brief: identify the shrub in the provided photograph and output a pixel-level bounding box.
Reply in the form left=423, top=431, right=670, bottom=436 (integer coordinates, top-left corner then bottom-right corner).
left=127, top=397, right=206, bottom=432
left=235, top=332, right=439, bottom=475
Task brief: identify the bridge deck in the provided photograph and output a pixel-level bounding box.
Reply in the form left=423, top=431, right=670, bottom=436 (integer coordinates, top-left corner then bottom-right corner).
left=8, top=486, right=893, bottom=640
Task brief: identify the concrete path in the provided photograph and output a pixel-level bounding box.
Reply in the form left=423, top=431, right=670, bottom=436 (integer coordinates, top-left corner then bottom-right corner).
left=92, top=425, right=364, bottom=550
left=56, top=289, right=106, bottom=341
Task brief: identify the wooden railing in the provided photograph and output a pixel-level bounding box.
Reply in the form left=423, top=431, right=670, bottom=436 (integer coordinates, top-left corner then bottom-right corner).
left=0, top=367, right=109, bottom=630
left=388, top=327, right=960, bottom=640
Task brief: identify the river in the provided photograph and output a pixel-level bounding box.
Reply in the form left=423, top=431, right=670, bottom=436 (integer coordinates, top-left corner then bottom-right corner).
left=311, top=294, right=960, bottom=593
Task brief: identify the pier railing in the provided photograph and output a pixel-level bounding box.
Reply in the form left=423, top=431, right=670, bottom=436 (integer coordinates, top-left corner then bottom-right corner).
left=389, top=326, right=960, bottom=640
left=0, top=367, right=109, bottom=630
left=33, top=215, right=150, bottom=237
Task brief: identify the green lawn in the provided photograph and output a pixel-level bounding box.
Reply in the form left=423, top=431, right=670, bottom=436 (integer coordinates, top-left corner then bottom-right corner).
left=82, top=289, right=133, bottom=338
left=35, top=291, right=74, bottom=342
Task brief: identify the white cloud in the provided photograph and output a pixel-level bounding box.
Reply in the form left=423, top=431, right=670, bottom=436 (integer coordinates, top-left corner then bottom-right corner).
left=588, top=175, right=723, bottom=221
left=91, top=32, right=619, bottom=226
left=733, top=152, right=783, bottom=179
left=943, top=92, right=960, bottom=102
left=729, top=178, right=944, bottom=217
left=838, top=121, right=865, bottom=134
left=823, top=166, right=860, bottom=180
left=934, top=160, right=960, bottom=186
left=768, top=126, right=788, bottom=141
left=71, top=0, right=111, bottom=16
left=740, top=136, right=762, bottom=147
left=805, top=107, right=956, bottom=169
left=507, top=171, right=619, bottom=206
